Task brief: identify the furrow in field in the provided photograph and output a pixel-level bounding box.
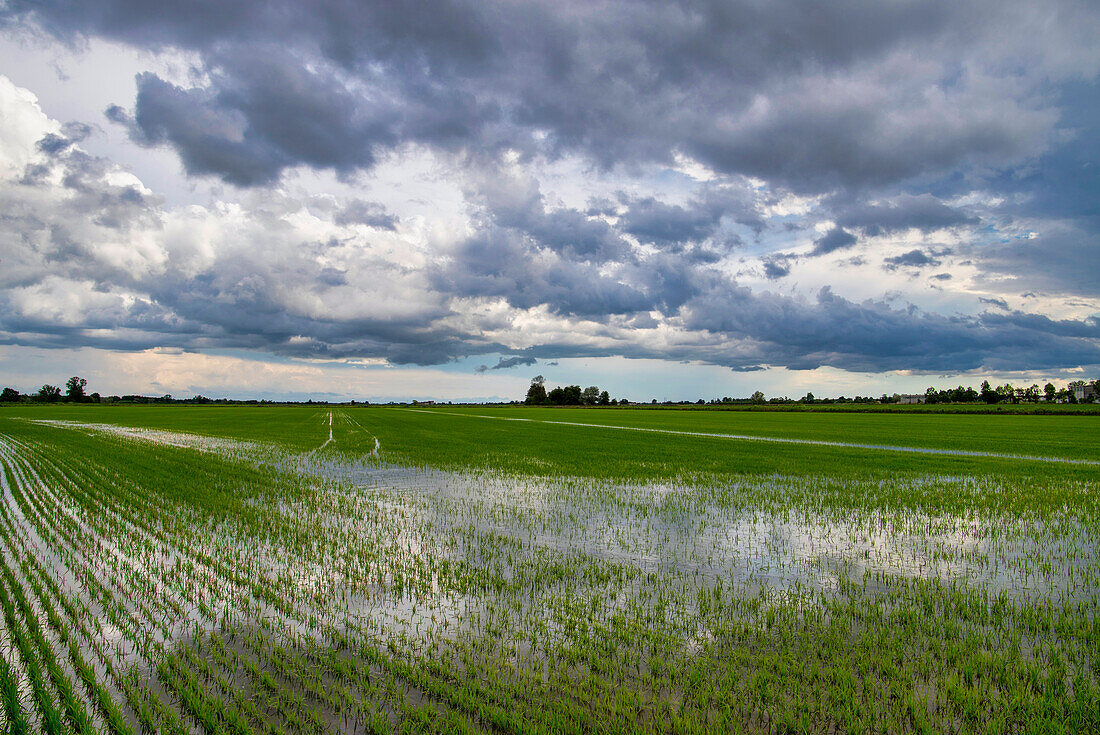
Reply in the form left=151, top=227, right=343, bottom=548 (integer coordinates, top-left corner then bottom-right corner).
left=4, top=435, right=319, bottom=735
left=0, top=433, right=219, bottom=733
left=1, top=425, right=414, bottom=730
left=395, top=408, right=1100, bottom=465
left=339, top=410, right=383, bottom=458
left=7, top=408, right=1093, bottom=731
left=0, top=439, right=158, bottom=732
left=0, top=438, right=171, bottom=642
left=0, top=530, right=96, bottom=734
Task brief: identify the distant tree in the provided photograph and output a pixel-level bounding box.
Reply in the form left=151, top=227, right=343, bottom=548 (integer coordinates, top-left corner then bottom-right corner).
left=37, top=385, right=61, bottom=403
left=582, top=386, right=600, bottom=405
left=598, top=390, right=610, bottom=405
left=1, top=387, right=20, bottom=402
left=696, top=398, right=705, bottom=405
left=996, top=383, right=1015, bottom=403
left=1044, top=383, right=1057, bottom=402
left=89, top=392, right=101, bottom=403
left=546, top=385, right=583, bottom=405
left=750, top=390, right=765, bottom=404
left=65, top=376, right=87, bottom=402
left=801, top=392, right=815, bottom=404
left=525, top=375, right=548, bottom=405
left=979, top=380, right=998, bottom=403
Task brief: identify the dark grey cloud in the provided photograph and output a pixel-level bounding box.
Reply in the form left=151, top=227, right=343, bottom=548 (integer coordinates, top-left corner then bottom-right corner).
left=468, top=174, right=633, bottom=263
left=6, top=0, right=1086, bottom=190
left=883, top=249, right=943, bottom=269
left=434, top=228, right=650, bottom=318
left=678, top=285, right=1100, bottom=373
left=836, top=194, right=977, bottom=236
left=619, top=197, right=719, bottom=246
left=762, top=257, right=791, bottom=280
left=617, top=186, right=762, bottom=251
left=972, top=226, right=1100, bottom=297
left=810, top=227, right=858, bottom=256
left=119, top=61, right=396, bottom=186
left=475, top=355, right=538, bottom=373
left=979, top=296, right=1009, bottom=310
left=2, top=1, right=1099, bottom=379
left=5, top=125, right=1095, bottom=376
left=334, top=200, right=398, bottom=230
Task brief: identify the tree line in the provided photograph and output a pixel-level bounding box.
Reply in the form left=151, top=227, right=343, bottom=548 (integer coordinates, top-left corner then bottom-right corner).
left=0, top=377, right=223, bottom=405
left=920, top=380, right=1098, bottom=405
left=1, top=377, right=96, bottom=403
left=524, top=376, right=621, bottom=405
left=523, top=376, right=1100, bottom=406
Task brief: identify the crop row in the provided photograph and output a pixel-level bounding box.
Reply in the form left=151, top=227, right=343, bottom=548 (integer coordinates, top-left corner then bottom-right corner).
left=0, top=413, right=1095, bottom=733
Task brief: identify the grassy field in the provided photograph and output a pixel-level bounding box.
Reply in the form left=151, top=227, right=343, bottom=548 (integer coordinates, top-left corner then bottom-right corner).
left=0, top=404, right=1096, bottom=733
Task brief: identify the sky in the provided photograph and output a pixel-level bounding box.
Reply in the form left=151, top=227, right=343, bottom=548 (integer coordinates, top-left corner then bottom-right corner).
left=0, top=0, right=1097, bottom=403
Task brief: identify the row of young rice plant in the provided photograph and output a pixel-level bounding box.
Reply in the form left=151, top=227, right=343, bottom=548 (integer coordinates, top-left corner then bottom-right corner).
left=0, top=406, right=1096, bottom=733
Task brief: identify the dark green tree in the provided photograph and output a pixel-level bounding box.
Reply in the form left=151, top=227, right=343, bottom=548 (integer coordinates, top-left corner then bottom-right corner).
left=65, top=376, right=87, bottom=402
left=546, top=385, right=583, bottom=405
left=0, top=387, right=20, bottom=402
left=524, top=375, right=548, bottom=405
left=37, top=385, right=61, bottom=403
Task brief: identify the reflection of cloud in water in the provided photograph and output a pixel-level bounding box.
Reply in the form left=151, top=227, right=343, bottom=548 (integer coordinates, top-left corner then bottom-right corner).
left=25, top=417, right=1099, bottom=649
left=289, top=458, right=1095, bottom=607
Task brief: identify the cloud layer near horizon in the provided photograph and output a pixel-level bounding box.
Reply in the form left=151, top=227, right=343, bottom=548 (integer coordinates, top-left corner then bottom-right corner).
left=0, top=0, right=1098, bottom=382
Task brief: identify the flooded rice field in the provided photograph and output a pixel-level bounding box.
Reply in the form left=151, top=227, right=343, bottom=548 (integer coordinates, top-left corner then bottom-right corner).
left=0, top=409, right=1096, bottom=733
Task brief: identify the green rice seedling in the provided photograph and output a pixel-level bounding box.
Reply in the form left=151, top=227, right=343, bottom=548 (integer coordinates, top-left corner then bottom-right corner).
left=0, top=577, right=63, bottom=735
left=1, top=403, right=1097, bottom=733
left=0, top=650, right=29, bottom=735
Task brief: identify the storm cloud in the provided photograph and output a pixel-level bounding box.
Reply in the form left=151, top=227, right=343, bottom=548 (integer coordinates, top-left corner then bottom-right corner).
left=0, top=0, right=1097, bottom=389
left=4, top=0, right=1089, bottom=188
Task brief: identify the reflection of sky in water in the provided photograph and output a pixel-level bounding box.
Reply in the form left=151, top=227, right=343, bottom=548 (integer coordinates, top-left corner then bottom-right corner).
left=17, top=419, right=1099, bottom=659
left=42, top=415, right=1095, bottom=609
left=278, top=455, right=1097, bottom=608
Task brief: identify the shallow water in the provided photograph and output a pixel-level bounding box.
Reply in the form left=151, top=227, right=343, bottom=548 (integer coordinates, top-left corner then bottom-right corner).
left=3, top=416, right=1097, bottom=733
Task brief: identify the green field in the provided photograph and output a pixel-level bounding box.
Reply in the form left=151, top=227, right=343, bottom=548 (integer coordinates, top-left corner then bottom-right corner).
left=0, top=404, right=1096, bottom=733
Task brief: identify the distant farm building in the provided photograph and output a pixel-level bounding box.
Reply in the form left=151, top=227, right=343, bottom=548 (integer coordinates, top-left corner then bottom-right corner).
left=1074, top=384, right=1097, bottom=402
left=898, top=394, right=926, bottom=404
